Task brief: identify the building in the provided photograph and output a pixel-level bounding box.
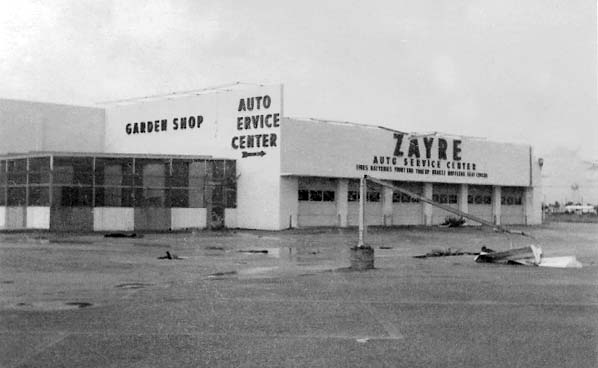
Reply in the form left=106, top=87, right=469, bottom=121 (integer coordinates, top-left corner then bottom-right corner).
left=0, top=83, right=543, bottom=231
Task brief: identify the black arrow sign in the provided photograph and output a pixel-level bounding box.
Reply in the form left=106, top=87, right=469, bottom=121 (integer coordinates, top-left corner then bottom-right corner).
left=242, top=150, right=266, bottom=158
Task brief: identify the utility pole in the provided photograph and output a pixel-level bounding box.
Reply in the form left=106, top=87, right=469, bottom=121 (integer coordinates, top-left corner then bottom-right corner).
left=358, top=175, right=367, bottom=247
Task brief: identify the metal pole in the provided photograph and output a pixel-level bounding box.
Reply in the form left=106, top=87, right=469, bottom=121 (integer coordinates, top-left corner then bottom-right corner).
left=358, top=175, right=366, bottom=247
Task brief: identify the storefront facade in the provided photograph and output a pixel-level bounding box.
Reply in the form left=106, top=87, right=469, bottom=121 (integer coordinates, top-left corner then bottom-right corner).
left=0, top=84, right=542, bottom=231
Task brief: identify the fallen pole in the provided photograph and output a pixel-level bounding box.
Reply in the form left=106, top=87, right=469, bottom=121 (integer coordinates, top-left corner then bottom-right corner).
left=364, top=175, right=531, bottom=238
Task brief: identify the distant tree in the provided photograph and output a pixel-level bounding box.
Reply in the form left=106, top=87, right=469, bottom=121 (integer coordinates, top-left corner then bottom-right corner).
left=565, top=201, right=574, bottom=206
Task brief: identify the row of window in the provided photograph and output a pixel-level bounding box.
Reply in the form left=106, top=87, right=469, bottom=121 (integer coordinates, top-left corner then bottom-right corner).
left=298, top=190, right=335, bottom=202
left=297, top=189, right=522, bottom=206
left=0, top=157, right=235, bottom=186
left=0, top=185, right=236, bottom=208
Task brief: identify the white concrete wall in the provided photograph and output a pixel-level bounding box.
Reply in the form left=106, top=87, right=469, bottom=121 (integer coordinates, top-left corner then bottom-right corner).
left=298, top=202, right=338, bottom=227
left=348, top=202, right=384, bottom=226
left=93, top=208, right=135, bottom=231
left=224, top=208, right=237, bottom=229
left=336, top=179, right=349, bottom=227
left=279, top=177, right=299, bottom=229
left=26, top=207, right=50, bottom=229
left=171, top=208, right=207, bottom=230
left=0, top=207, right=5, bottom=229
left=501, top=205, right=524, bottom=225
left=5, top=207, right=26, bottom=229
left=0, top=99, right=105, bottom=154
left=392, top=204, right=423, bottom=225
left=468, top=205, right=493, bottom=223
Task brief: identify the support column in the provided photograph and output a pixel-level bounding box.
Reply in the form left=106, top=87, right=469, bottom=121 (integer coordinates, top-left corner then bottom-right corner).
left=382, top=184, right=393, bottom=226
left=336, top=179, right=349, bottom=227
left=523, top=187, right=534, bottom=226
left=279, top=176, right=299, bottom=229
left=458, top=184, right=468, bottom=218
left=492, top=186, right=502, bottom=225
left=423, top=183, right=433, bottom=225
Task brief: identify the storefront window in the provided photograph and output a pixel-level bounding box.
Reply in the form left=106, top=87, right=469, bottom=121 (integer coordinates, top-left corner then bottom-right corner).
left=53, top=157, right=93, bottom=185
left=298, top=190, right=309, bottom=201
left=348, top=191, right=359, bottom=202
left=7, top=187, right=26, bottom=206
left=322, top=191, right=335, bottom=202
left=28, top=157, right=51, bottom=184
left=29, top=186, right=50, bottom=206
left=309, top=190, right=323, bottom=201
left=7, top=159, right=27, bottom=185
left=367, top=191, right=380, bottom=202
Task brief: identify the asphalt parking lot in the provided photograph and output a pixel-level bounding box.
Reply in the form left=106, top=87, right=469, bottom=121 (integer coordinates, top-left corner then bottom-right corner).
left=1, top=223, right=597, bottom=367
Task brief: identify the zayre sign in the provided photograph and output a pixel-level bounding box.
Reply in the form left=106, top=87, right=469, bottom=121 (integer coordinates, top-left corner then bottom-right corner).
left=356, top=133, right=488, bottom=179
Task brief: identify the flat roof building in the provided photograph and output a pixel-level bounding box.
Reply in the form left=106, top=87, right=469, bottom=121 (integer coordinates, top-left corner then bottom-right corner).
left=0, top=83, right=542, bottom=231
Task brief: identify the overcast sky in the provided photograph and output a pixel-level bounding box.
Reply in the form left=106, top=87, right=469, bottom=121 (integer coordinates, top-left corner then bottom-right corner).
left=1, top=0, right=596, bottom=159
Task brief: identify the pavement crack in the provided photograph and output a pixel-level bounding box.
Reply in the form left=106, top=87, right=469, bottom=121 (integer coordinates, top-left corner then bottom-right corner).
left=8, top=331, right=70, bottom=368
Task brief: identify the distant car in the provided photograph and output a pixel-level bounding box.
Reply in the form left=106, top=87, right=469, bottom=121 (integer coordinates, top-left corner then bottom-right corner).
left=564, top=205, right=597, bottom=215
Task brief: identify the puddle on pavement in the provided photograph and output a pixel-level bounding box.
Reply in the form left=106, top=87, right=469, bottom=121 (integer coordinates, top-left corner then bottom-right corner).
left=206, top=246, right=346, bottom=280
left=115, top=282, right=154, bottom=289
left=12, top=301, right=94, bottom=311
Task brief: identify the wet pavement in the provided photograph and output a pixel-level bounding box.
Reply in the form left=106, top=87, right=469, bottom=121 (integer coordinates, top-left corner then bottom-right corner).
left=1, top=223, right=597, bottom=367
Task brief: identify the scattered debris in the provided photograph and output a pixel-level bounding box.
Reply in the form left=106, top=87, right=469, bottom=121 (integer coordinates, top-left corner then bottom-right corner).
left=441, top=216, right=466, bottom=227
left=238, top=249, right=269, bottom=254
left=1, top=280, right=14, bottom=284
left=475, top=244, right=542, bottom=266
left=414, top=248, right=478, bottom=258
left=205, top=246, right=226, bottom=251
left=538, top=256, right=582, bottom=269
left=356, top=338, right=370, bottom=343
left=115, top=282, right=153, bottom=289
left=64, top=302, right=93, bottom=309
left=104, top=232, right=142, bottom=238
left=415, top=244, right=583, bottom=268
left=13, top=301, right=94, bottom=310
left=474, top=245, right=582, bottom=268
left=208, top=271, right=238, bottom=277
left=157, top=251, right=186, bottom=260
left=379, top=246, right=393, bottom=250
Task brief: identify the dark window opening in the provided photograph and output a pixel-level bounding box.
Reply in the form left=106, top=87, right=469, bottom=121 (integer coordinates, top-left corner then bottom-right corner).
left=309, top=190, right=323, bottom=201
left=29, top=186, right=50, bottom=206
left=7, top=187, right=26, bottom=206
left=298, top=190, right=309, bottom=201
left=367, top=191, right=380, bottom=202
left=322, top=190, right=335, bottom=202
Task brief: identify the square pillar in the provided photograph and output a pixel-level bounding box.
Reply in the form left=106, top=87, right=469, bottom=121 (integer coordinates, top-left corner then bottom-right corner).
left=423, top=183, right=433, bottom=225
left=492, top=186, right=502, bottom=225
left=336, top=179, right=349, bottom=227
left=382, top=184, right=393, bottom=226
left=279, top=177, right=299, bottom=229
left=458, top=184, right=468, bottom=215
